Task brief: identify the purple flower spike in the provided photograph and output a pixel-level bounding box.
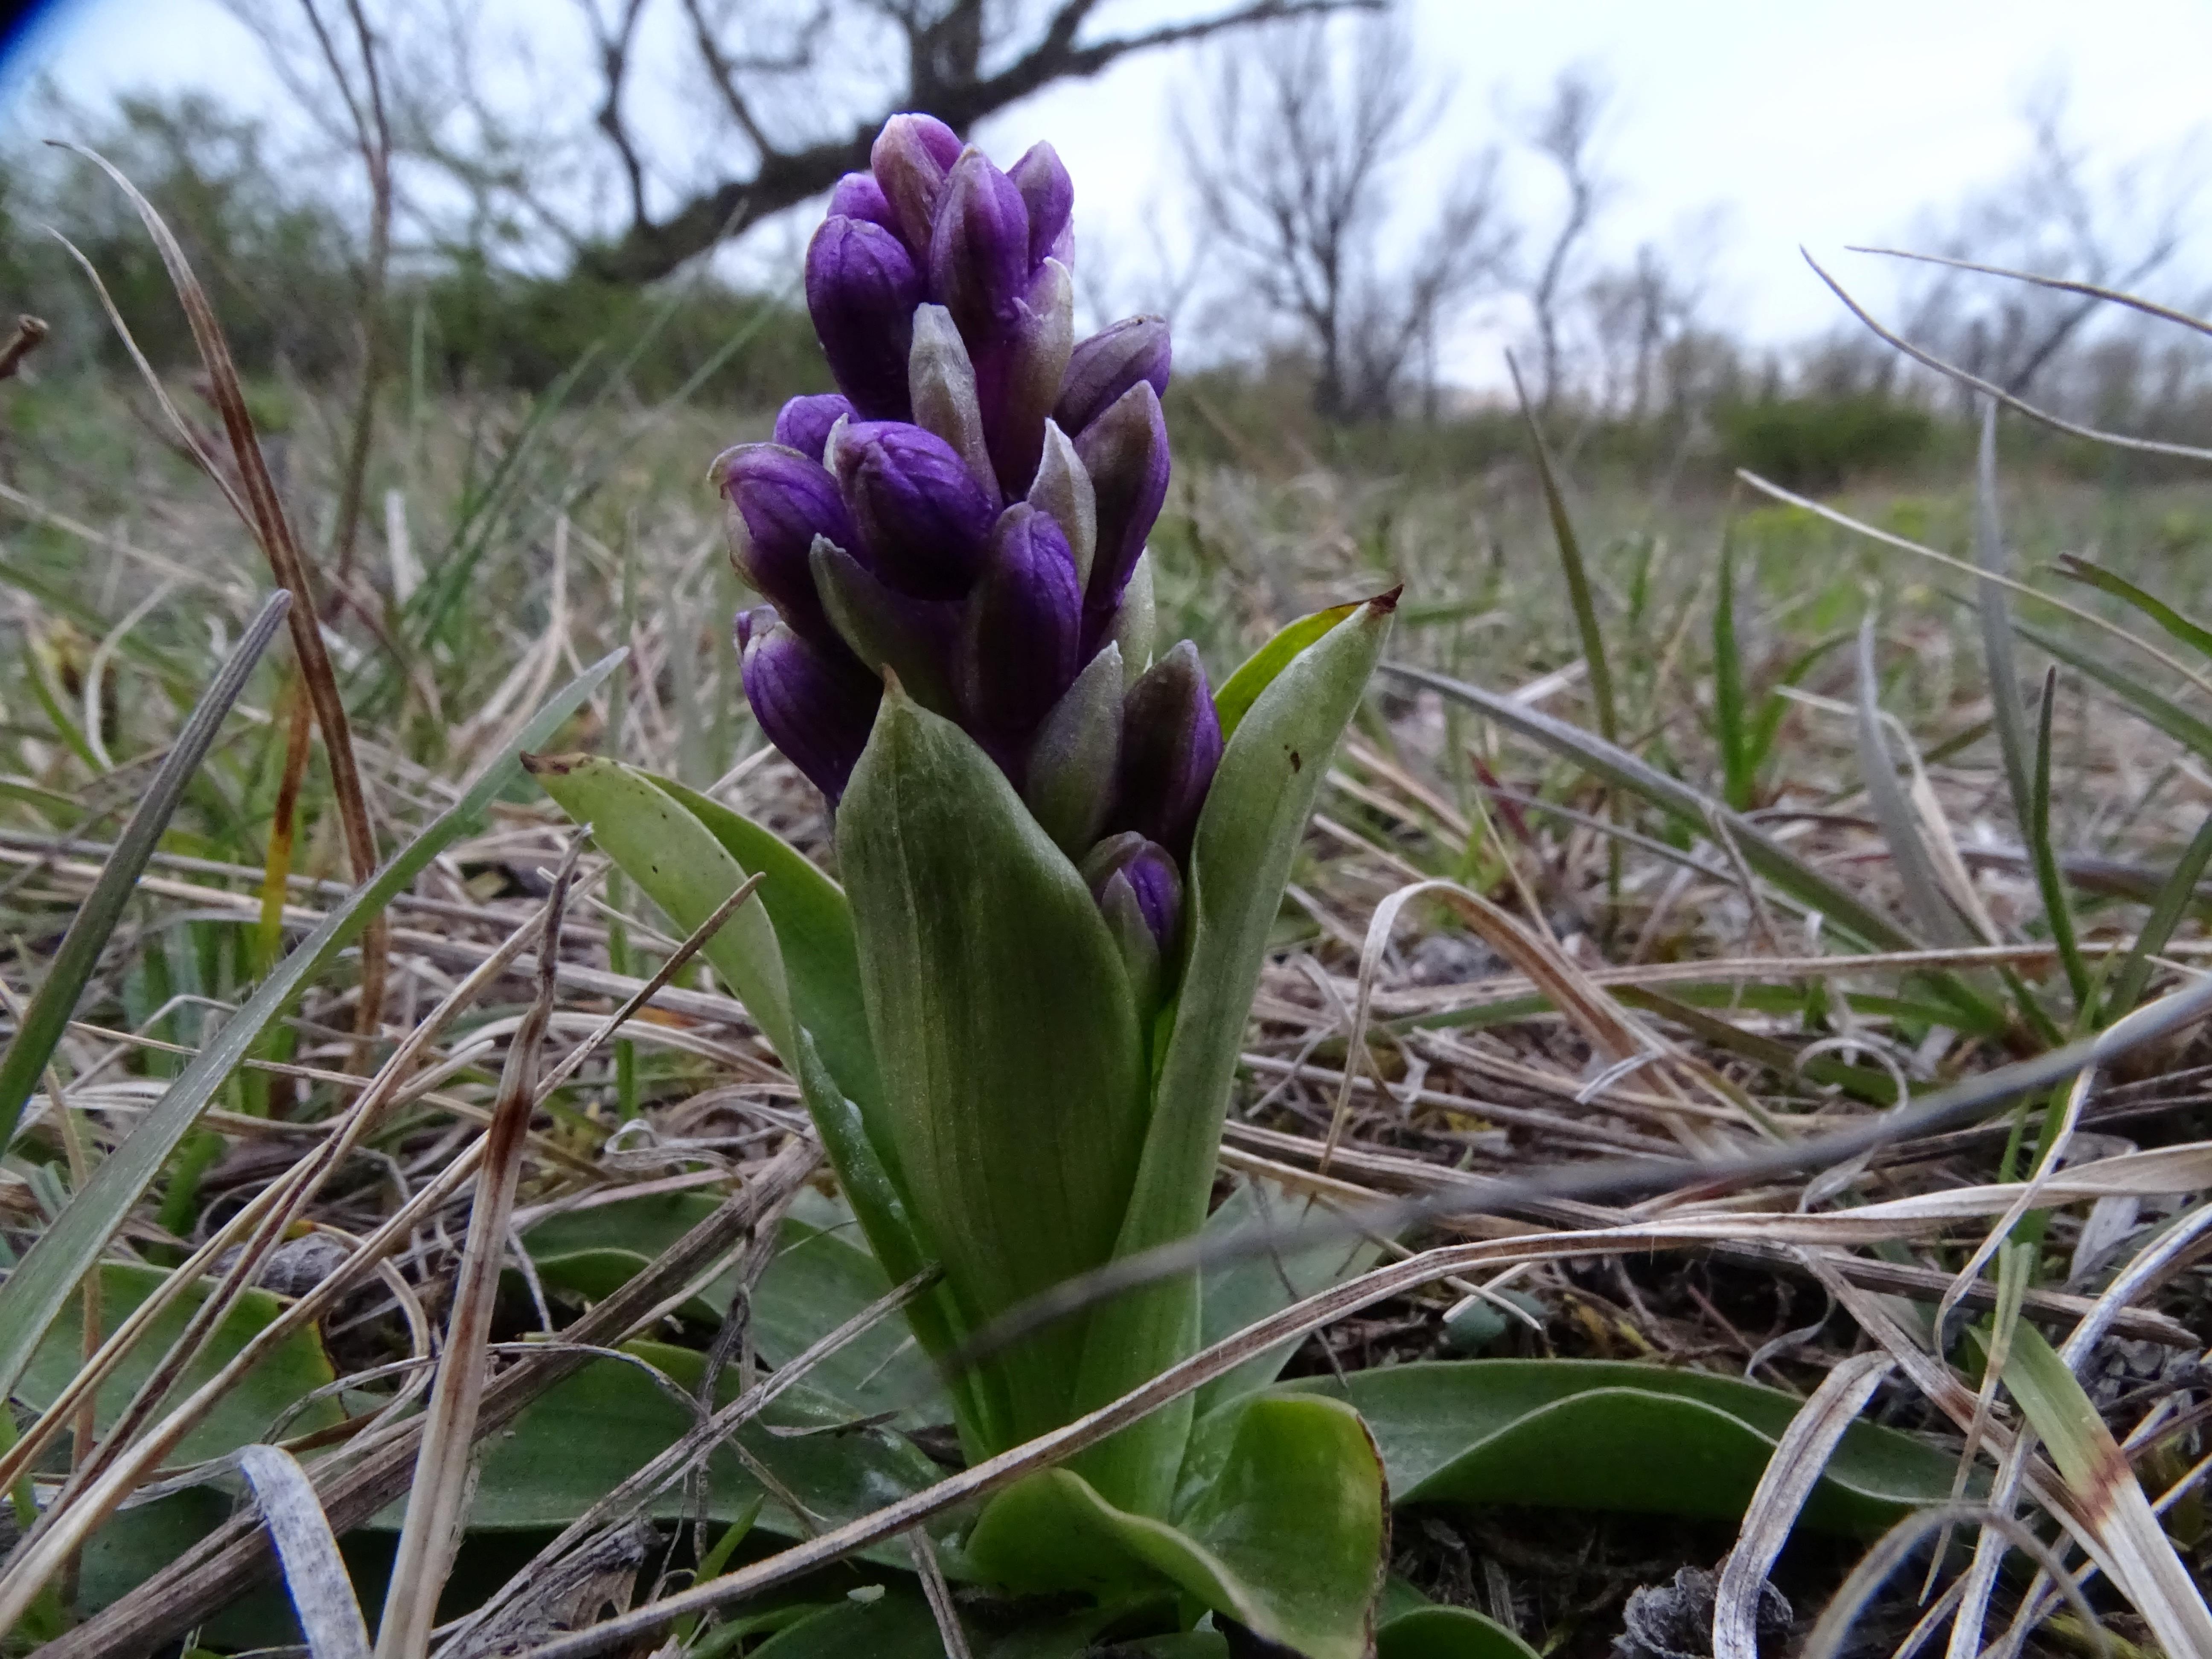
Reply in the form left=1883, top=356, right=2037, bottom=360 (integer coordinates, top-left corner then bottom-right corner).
left=1008, top=142, right=1074, bottom=268
left=959, top=504, right=1082, bottom=757
left=1056, top=317, right=1172, bottom=439
left=835, top=420, right=997, bottom=600
left=1110, top=641, right=1221, bottom=860
left=774, top=393, right=856, bottom=463
left=872, top=114, right=963, bottom=250
left=929, top=150, right=1031, bottom=348
left=738, top=612, right=883, bottom=802
left=806, top=217, right=923, bottom=421
left=716, top=442, right=855, bottom=646
left=829, top=171, right=899, bottom=235
left=1073, top=381, right=1170, bottom=614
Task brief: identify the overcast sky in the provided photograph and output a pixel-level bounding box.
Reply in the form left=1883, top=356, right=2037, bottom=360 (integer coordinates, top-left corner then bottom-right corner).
left=6, top=0, right=2209, bottom=379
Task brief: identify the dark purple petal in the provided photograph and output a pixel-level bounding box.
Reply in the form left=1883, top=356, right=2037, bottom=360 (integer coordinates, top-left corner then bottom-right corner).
left=833, top=420, right=997, bottom=600
left=1073, top=381, right=1170, bottom=616
left=828, top=171, right=899, bottom=234
left=806, top=216, right=921, bottom=421
left=714, top=442, right=853, bottom=646
left=1055, top=316, right=1172, bottom=439
left=773, top=393, right=857, bottom=463
left=959, top=504, right=1082, bottom=758
left=928, top=150, right=1030, bottom=350
left=738, top=614, right=882, bottom=802
left=1109, top=640, right=1220, bottom=861
left=871, top=114, right=962, bottom=250
left=1008, top=141, right=1073, bottom=268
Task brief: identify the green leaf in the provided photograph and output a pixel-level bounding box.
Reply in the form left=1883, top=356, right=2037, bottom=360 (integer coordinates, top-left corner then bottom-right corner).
left=2056, top=553, right=2212, bottom=660
left=2009, top=610, right=2212, bottom=760
left=1377, top=1607, right=1541, bottom=1659
left=381, top=1339, right=946, bottom=1553
left=745, top=1592, right=946, bottom=1659
left=18, top=1263, right=342, bottom=1464
left=1214, top=601, right=1362, bottom=742
left=1190, top=1178, right=1384, bottom=1420
left=0, top=650, right=623, bottom=1408
left=1254, top=1360, right=1954, bottom=1535
left=647, top=772, right=877, bottom=1112
left=0, top=590, right=289, bottom=1155
left=839, top=691, right=1150, bottom=1450
left=1073, top=595, right=1393, bottom=1515
left=524, top=754, right=955, bottom=1423
left=522, top=1196, right=942, bottom=1421
left=966, top=1396, right=1385, bottom=1659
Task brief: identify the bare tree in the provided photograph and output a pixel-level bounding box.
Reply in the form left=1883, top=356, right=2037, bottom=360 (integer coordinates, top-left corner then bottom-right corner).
left=1519, top=64, right=1612, bottom=415
left=225, top=0, right=1380, bottom=284
left=1179, top=10, right=1511, bottom=422
left=1889, top=80, right=2200, bottom=407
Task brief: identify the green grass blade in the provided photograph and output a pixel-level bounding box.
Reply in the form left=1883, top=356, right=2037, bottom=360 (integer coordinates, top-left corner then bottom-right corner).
left=2055, top=554, right=2212, bottom=661
left=1713, top=525, right=1752, bottom=810
left=0, top=591, right=291, bottom=1155
left=2029, top=667, right=2090, bottom=1009
left=1973, top=406, right=2036, bottom=838
left=2009, top=611, right=2212, bottom=759
left=1508, top=358, right=1615, bottom=745
left=2104, top=806, right=2212, bottom=1021
left=0, top=648, right=623, bottom=1405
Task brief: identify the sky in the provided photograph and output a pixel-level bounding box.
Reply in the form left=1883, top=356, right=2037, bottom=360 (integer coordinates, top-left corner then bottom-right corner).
left=5, top=0, right=2209, bottom=379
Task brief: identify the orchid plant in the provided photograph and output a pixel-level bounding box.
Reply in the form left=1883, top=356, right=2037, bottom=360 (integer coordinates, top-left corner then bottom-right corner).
left=531, top=111, right=1401, bottom=1652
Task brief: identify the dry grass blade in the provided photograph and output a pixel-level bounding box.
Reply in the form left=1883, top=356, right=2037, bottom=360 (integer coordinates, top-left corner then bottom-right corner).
left=0, top=314, right=48, bottom=379
left=237, top=1444, right=373, bottom=1659
left=375, top=836, right=585, bottom=1659
left=1799, top=1505, right=2105, bottom=1659
left=1846, top=243, right=2212, bottom=341
left=1802, top=247, right=2212, bottom=464
left=1712, top=1352, right=1892, bottom=1659
left=1854, top=618, right=1981, bottom=948
left=55, top=140, right=388, bottom=1030
left=43, top=1138, right=826, bottom=1658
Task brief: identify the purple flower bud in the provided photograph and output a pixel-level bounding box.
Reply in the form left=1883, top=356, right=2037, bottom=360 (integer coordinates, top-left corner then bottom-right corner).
left=774, top=393, right=856, bottom=463
left=959, top=504, right=1082, bottom=760
left=714, top=442, right=854, bottom=647
left=806, top=216, right=922, bottom=421
left=1056, top=316, right=1172, bottom=439
left=828, top=171, right=899, bottom=235
left=1109, top=640, right=1220, bottom=860
left=929, top=150, right=1030, bottom=350
left=1025, top=642, right=1121, bottom=856
left=871, top=114, right=963, bottom=251
left=834, top=421, right=997, bottom=600
left=1087, top=833, right=1184, bottom=951
left=1073, top=381, right=1170, bottom=617
left=737, top=611, right=882, bottom=802
left=1008, top=142, right=1074, bottom=268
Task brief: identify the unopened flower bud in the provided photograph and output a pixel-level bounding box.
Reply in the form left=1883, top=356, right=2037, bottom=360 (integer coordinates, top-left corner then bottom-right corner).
left=909, top=304, right=997, bottom=505
left=958, top=504, right=1082, bottom=760
left=987, top=258, right=1074, bottom=498
left=1109, top=640, right=1220, bottom=860
left=1055, top=316, right=1171, bottom=439
left=1024, top=643, right=1121, bottom=857
left=871, top=113, right=963, bottom=250
left=929, top=149, right=1030, bottom=350
left=774, top=393, right=856, bottom=464
left=1028, top=419, right=1096, bottom=589
left=806, top=216, right=923, bottom=421
left=1086, top=832, right=1184, bottom=949
left=834, top=420, right=996, bottom=600
left=1073, top=381, right=1170, bottom=616
left=829, top=171, right=899, bottom=235
left=737, top=611, right=882, bottom=802
left=1008, top=141, right=1074, bottom=268
left=714, top=442, right=854, bottom=646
